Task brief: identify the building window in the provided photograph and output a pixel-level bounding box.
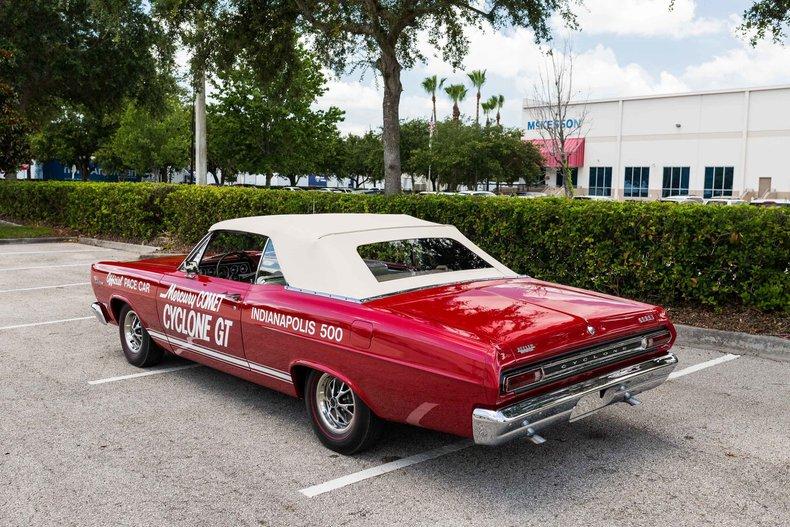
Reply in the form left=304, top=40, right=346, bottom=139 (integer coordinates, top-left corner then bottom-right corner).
left=624, top=167, right=650, bottom=198
left=588, top=167, right=612, bottom=196
left=704, top=166, right=734, bottom=198
left=662, top=166, right=690, bottom=197
left=556, top=167, right=578, bottom=187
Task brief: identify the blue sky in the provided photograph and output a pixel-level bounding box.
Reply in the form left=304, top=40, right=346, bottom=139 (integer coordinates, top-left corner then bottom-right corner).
left=316, top=0, right=790, bottom=134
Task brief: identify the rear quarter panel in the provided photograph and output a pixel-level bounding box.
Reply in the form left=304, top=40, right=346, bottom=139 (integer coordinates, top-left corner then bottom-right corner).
left=243, top=287, right=495, bottom=438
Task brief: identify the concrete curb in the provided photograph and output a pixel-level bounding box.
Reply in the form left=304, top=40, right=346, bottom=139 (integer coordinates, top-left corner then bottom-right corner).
left=77, top=237, right=162, bottom=254
left=675, top=324, right=789, bottom=362
left=0, top=237, right=72, bottom=245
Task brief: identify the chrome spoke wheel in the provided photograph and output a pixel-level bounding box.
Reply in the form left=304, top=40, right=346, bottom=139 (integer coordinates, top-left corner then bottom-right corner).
left=123, top=310, right=144, bottom=354
left=315, top=373, right=356, bottom=434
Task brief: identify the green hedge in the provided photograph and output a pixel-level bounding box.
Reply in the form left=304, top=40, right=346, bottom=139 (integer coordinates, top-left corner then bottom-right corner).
left=1, top=181, right=787, bottom=311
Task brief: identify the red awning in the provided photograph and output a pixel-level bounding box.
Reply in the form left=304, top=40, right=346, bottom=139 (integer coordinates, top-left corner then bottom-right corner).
left=529, top=138, right=585, bottom=168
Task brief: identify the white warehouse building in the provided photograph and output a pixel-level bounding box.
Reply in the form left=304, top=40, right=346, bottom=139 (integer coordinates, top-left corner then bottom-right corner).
left=522, top=84, right=790, bottom=200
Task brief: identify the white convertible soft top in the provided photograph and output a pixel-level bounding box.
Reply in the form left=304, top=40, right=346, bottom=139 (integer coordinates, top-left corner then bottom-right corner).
left=210, top=214, right=517, bottom=301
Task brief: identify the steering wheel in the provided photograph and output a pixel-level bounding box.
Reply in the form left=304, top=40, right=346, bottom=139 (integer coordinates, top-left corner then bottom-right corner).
left=214, top=251, right=254, bottom=279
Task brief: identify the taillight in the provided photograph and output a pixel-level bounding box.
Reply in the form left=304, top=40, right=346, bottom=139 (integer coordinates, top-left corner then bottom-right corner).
left=646, top=331, right=672, bottom=348
left=503, top=368, right=543, bottom=393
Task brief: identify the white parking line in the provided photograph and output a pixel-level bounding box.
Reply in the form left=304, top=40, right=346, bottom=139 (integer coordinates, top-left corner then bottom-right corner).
left=668, top=353, right=739, bottom=379
left=299, top=440, right=473, bottom=498
left=0, top=263, right=92, bottom=272
left=0, top=316, right=94, bottom=331
left=88, top=364, right=201, bottom=385
left=0, top=282, right=90, bottom=293
left=298, top=352, right=742, bottom=497
left=0, top=249, right=109, bottom=256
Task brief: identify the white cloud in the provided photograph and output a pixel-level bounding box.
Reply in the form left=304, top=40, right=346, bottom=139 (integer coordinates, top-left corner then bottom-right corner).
left=571, top=0, right=726, bottom=38
left=318, top=76, right=381, bottom=111
left=680, top=40, right=790, bottom=89
left=536, top=44, right=688, bottom=99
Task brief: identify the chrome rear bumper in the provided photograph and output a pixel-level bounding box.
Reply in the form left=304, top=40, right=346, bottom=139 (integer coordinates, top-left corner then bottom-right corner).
left=90, top=302, right=109, bottom=325
left=472, top=353, right=678, bottom=446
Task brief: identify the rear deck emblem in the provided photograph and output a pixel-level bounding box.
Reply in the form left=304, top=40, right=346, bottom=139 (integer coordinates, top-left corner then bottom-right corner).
left=586, top=325, right=596, bottom=336
left=516, top=344, right=536, bottom=354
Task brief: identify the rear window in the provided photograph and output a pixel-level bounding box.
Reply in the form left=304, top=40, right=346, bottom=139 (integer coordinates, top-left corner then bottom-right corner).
left=357, top=238, right=492, bottom=282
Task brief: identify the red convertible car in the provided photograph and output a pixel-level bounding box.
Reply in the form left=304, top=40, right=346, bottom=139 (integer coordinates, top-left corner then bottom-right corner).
left=90, top=214, right=678, bottom=454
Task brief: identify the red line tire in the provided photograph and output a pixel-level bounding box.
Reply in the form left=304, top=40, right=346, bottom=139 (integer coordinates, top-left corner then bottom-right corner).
left=118, top=304, right=163, bottom=368
left=305, top=370, right=383, bottom=455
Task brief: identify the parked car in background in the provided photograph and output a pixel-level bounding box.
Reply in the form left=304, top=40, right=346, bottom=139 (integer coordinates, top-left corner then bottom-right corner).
left=573, top=195, right=613, bottom=201
left=751, top=198, right=790, bottom=207
left=704, top=198, right=746, bottom=205
left=659, top=195, right=705, bottom=204
left=90, top=213, right=678, bottom=454
left=279, top=186, right=304, bottom=192
left=516, top=192, right=548, bottom=199
left=458, top=190, right=497, bottom=197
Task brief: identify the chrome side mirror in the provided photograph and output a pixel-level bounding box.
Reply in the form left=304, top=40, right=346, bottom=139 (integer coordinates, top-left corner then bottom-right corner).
left=184, top=260, right=199, bottom=277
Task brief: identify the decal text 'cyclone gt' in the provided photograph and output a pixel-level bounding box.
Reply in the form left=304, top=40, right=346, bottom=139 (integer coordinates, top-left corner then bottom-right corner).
left=90, top=214, right=677, bottom=454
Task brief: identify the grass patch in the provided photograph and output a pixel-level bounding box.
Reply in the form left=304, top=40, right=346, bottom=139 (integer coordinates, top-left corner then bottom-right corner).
left=0, top=224, right=55, bottom=239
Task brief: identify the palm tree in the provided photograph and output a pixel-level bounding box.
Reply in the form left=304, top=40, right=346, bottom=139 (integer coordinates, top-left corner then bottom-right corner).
left=466, top=69, right=486, bottom=125
left=444, top=83, right=468, bottom=121
left=496, top=94, right=505, bottom=126
left=421, top=75, right=446, bottom=125
left=481, top=100, right=493, bottom=126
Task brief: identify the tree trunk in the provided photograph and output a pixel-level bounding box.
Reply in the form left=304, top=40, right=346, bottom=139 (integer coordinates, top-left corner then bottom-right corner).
left=453, top=103, right=460, bottom=121
left=265, top=171, right=273, bottom=187
left=80, top=160, right=90, bottom=182
left=379, top=51, right=402, bottom=195
left=476, top=91, right=480, bottom=125
left=432, top=95, right=437, bottom=124
left=496, top=111, right=501, bottom=126
left=562, top=161, right=574, bottom=198
left=26, top=164, right=31, bottom=180
left=194, top=70, right=208, bottom=185
left=288, top=175, right=298, bottom=186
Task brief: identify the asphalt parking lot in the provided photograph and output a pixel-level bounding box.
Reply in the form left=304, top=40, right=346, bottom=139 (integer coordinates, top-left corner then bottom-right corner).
left=0, top=242, right=787, bottom=527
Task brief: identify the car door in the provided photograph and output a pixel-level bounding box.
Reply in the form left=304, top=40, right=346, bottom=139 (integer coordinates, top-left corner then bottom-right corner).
left=155, top=230, right=267, bottom=370
left=240, top=239, right=299, bottom=388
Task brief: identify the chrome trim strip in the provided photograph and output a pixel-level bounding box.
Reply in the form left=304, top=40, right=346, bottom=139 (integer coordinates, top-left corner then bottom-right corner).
left=247, top=361, right=293, bottom=382
left=473, top=353, right=678, bottom=446
left=147, top=329, right=292, bottom=384
left=284, top=286, right=363, bottom=303
left=90, top=302, right=108, bottom=325
left=502, top=328, right=671, bottom=394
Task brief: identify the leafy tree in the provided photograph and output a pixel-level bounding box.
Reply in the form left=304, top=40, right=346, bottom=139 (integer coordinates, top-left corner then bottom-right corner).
left=0, top=0, right=170, bottom=124
left=337, top=132, right=384, bottom=188
left=29, top=106, right=116, bottom=180
left=409, top=120, right=541, bottom=190
left=739, top=1, right=789, bottom=44
left=400, top=119, right=430, bottom=189
left=421, top=75, right=446, bottom=125
left=0, top=0, right=173, bottom=179
left=97, top=98, right=191, bottom=181
left=292, top=1, right=578, bottom=194
left=0, top=47, right=29, bottom=175
left=467, top=70, right=487, bottom=125
left=151, top=0, right=302, bottom=184
left=445, top=84, right=469, bottom=121
left=207, top=49, right=343, bottom=186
